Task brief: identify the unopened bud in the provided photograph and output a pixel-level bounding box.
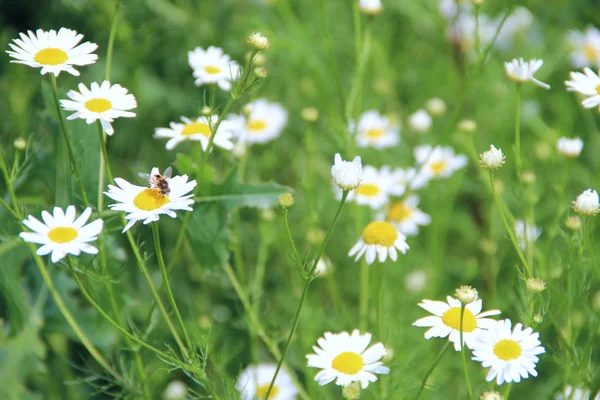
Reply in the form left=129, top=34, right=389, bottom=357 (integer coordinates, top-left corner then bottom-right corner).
left=14, top=137, right=27, bottom=150
left=242, top=104, right=253, bottom=116
left=425, top=98, right=447, bottom=116
left=301, top=107, right=319, bottom=122
left=565, top=216, right=581, bottom=231
left=480, top=391, right=503, bottom=400
left=533, top=313, right=543, bottom=324
left=521, top=171, right=536, bottom=184
left=254, top=66, right=268, bottom=79
left=455, top=285, right=478, bottom=304
left=457, top=119, right=477, bottom=133
left=248, top=32, right=269, bottom=50
left=261, top=209, right=275, bottom=222
left=382, top=346, right=394, bottom=362
left=278, top=193, right=294, bottom=208
left=472, top=0, right=484, bottom=5
left=526, top=277, right=546, bottom=293
left=253, top=52, right=266, bottom=66
left=306, top=228, right=326, bottom=246
left=342, top=382, right=361, bottom=399
left=163, top=380, right=188, bottom=400
left=201, top=106, right=211, bottom=115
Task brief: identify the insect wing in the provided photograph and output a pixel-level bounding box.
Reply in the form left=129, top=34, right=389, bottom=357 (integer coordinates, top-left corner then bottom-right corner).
left=163, top=166, right=173, bottom=179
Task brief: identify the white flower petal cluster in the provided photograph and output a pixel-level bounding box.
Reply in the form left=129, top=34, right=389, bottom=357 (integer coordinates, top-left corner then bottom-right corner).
left=20, top=206, right=103, bottom=263
left=349, top=221, right=409, bottom=265
left=565, top=68, right=600, bottom=108
left=350, top=110, right=400, bottom=150
left=555, top=386, right=599, bottom=400
left=472, top=319, right=545, bottom=385
left=235, top=363, right=298, bottom=400
left=359, top=0, right=383, bottom=15
left=232, top=99, right=288, bottom=144
left=60, top=81, right=137, bottom=135
left=557, top=137, right=583, bottom=157
left=573, top=189, right=600, bottom=216
left=343, top=165, right=394, bottom=209
left=154, top=115, right=236, bottom=151
left=566, top=26, right=600, bottom=68
left=505, top=58, right=550, bottom=89
left=411, top=145, right=468, bottom=189
left=514, top=220, right=542, bottom=249
left=188, top=46, right=240, bottom=91
left=377, top=195, right=431, bottom=237
left=7, top=28, right=97, bottom=76
left=331, top=153, right=362, bottom=191
left=479, top=145, right=506, bottom=170
left=408, top=109, right=432, bottom=133
left=306, top=330, right=389, bottom=388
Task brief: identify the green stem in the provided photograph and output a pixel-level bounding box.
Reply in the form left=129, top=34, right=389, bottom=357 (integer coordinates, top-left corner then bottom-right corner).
left=474, top=6, right=482, bottom=60
left=0, top=148, right=123, bottom=383
left=489, top=172, right=532, bottom=277
left=152, top=223, right=192, bottom=350
left=504, top=383, right=514, bottom=399
left=460, top=305, right=474, bottom=400
left=265, top=193, right=349, bottom=400
left=359, top=261, right=369, bottom=330
left=284, top=209, right=303, bottom=273
left=514, top=83, right=522, bottom=175
left=584, top=217, right=600, bottom=277
left=377, top=262, right=385, bottom=340
left=49, top=74, right=89, bottom=206
left=104, top=0, right=121, bottom=81
left=414, top=341, right=451, bottom=400
left=304, top=125, right=318, bottom=226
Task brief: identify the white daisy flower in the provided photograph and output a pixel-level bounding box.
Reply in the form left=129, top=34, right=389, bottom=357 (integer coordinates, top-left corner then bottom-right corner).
left=105, top=167, right=196, bottom=232
left=381, top=167, right=416, bottom=196
left=412, top=296, right=501, bottom=351
left=153, top=115, right=235, bottom=151
left=59, top=81, right=137, bottom=135
left=331, top=153, right=362, bottom=191
left=379, top=195, right=431, bottom=237
left=411, top=145, right=468, bottom=189
left=514, top=219, right=542, bottom=249
left=344, top=165, right=392, bottom=209
left=349, top=221, right=409, bottom=265
left=235, top=363, right=298, bottom=400
left=19, top=206, right=103, bottom=263
left=188, top=46, right=240, bottom=91
left=573, top=189, right=600, bottom=216
left=408, top=109, right=432, bottom=133
left=350, top=110, right=400, bottom=150
left=471, top=319, right=545, bottom=385
left=504, top=58, right=550, bottom=89
left=6, top=28, right=97, bottom=77
left=565, top=68, right=600, bottom=109
left=566, top=26, right=600, bottom=68
left=306, top=330, right=389, bottom=388
left=359, top=0, right=383, bottom=15
left=233, top=99, right=288, bottom=144
left=557, top=137, right=583, bottom=157
left=555, top=386, right=599, bottom=400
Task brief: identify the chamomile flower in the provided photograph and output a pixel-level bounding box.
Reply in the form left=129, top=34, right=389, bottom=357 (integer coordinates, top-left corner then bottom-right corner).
left=153, top=115, right=235, bottom=151
left=565, top=68, right=600, bottom=109
left=573, top=189, right=600, bottom=216
left=235, top=364, right=298, bottom=400
left=566, top=26, right=600, bottom=68
left=350, top=110, right=400, bottom=149
left=6, top=28, right=97, bottom=76
left=379, top=195, right=431, bottom=236
left=471, top=319, right=545, bottom=385
left=555, top=386, right=599, bottom=400
left=306, top=330, right=389, bottom=388
left=331, top=153, right=362, bottom=191
left=59, top=81, right=137, bottom=135
left=514, top=219, right=542, bottom=249
left=381, top=167, right=417, bottom=196
left=188, top=46, right=240, bottom=90
left=411, top=145, right=468, bottom=189
left=349, top=221, right=409, bottom=265
left=344, top=166, right=391, bottom=209
left=105, top=168, right=196, bottom=232
left=408, top=109, right=432, bottom=133
left=233, top=99, right=288, bottom=144
left=359, top=0, right=383, bottom=15
left=412, top=296, right=501, bottom=351
left=557, top=137, right=583, bottom=157
left=504, top=58, right=550, bottom=89
left=19, top=206, right=103, bottom=263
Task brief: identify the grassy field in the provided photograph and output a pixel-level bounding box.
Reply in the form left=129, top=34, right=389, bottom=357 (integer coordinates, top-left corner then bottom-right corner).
left=1, top=0, right=600, bottom=399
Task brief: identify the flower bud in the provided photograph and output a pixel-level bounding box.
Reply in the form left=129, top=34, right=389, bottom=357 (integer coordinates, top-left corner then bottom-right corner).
left=201, top=106, right=211, bottom=115
left=472, top=0, right=484, bottom=5
left=526, top=277, right=546, bottom=293
left=480, top=391, right=503, bottom=400
left=455, top=285, right=478, bottom=304
left=342, top=382, right=362, bottom=399
left=557, top=137, right=583, bottom=158
left=408, top=109, right=432, bottom=133
left=565, top=216, right=581, bottom=231
left=278, top=193, right=294, bottom=208
left=457, top=119, right=477, bottom=133
left=13, top=137, right=27, bottom=150
left=163, top=380, right=188, bottom=400
left=254, top=66, right=268, bottom=79
left=479, top=145, right=506, bottom=170
left=425, top=98, right=447, bottom=116
left=521, top=171, right=536, bottom=184
left=248, top=32, right=269, bottom=50
left=573, top=189, right=600, bottom=216
left=301, top=107, right=319, bottom=122
left=331, top=153, right=362, bottom=191
left=314, top=257, right=333, bottom=278
left=359, top=0, right=383, bottom=15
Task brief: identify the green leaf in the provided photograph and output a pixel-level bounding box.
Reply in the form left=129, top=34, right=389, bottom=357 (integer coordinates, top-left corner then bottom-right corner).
left=0, top=239, right=31, bottom=335
left=186, top=202, right=229, bottom=271
left=198, top=166, right=292, bottom=212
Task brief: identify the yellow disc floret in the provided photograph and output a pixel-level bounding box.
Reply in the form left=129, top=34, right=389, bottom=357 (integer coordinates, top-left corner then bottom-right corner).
left=134, top=188, right=170, bottom=211
left=34, top=48, right=68, bottom=65
left=85, top=98, right=112, bottom=113
left=332, top=352, right=364, bottom=375
left=441, top=307, right=477, bottom=332
left=493, top=339, right=522, bottom=361
left=362, top=221, right=398, bottom=246
left=181, top=121, right=211, bottom=137
left=47, top=227, right=78, bottom=243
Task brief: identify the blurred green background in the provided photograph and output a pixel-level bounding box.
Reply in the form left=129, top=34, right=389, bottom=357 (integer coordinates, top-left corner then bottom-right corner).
left=2, top=0, right=600, bottom=399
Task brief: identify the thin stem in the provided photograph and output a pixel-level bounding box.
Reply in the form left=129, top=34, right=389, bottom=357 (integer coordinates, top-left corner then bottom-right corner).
left=514, top=83, right=522, bottom=175
left=460, top=305, right=474, bottom=400
left=359, top=261, right=369, bottom=330
left=152, top=223, right=192, bottom=350
left=377, top=263, right=385, bottom=340
left=124, top=229, right=188, bottom=359
left=584, top=217, right=600, bottom=277
left=0, top=148, right=122, bottom=382
left=504, top=383, right=514, bottom=399
left=265, top=193, right=349, bottom=400
left=49, top=74, right=89, bottom=206
left=474, top=6, right=482, bottom=60
left=104, top=0, right=122, bottom=81
left=414, top=341, right=452, bottom=400
left=304, top=125, right=318, bottom=226
left=489, top=172, right=532, bottom=277
left=284, top=209, right=303, bottom=273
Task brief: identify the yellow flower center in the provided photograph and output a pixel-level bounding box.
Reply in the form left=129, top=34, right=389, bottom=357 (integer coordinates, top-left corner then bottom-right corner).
left=181, top=121, right=211, bottom=137
left=331, top=351, right=364, bottom=375
left=133, top=188, right=170, bottom=211
left=441, top=307, right=477, bottom=332
left=362, top=221, right=398, bottom=246
left=34, top=48, right=68, bottom=65
left=584, top=45, right=598, bottom=61
left=365, top=128, right=385, bottom=139
left=493, top=339, right=522, bottom=361
left=429, top=160, right=447, bottom=175
left=204, top=65, right=221, bottom=74
left=85, top=98, right=112, bottom=113
left=47, top=227, right=78, bottom=243
left=255, top=384, right=278, bottom=398
left=248, top=119, right=267, bottom=132
left=387, top=201, right=413, bottom=222
left=596, top=84, right=600, bottom=96
left=356, top=183, right=380, bottom=197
